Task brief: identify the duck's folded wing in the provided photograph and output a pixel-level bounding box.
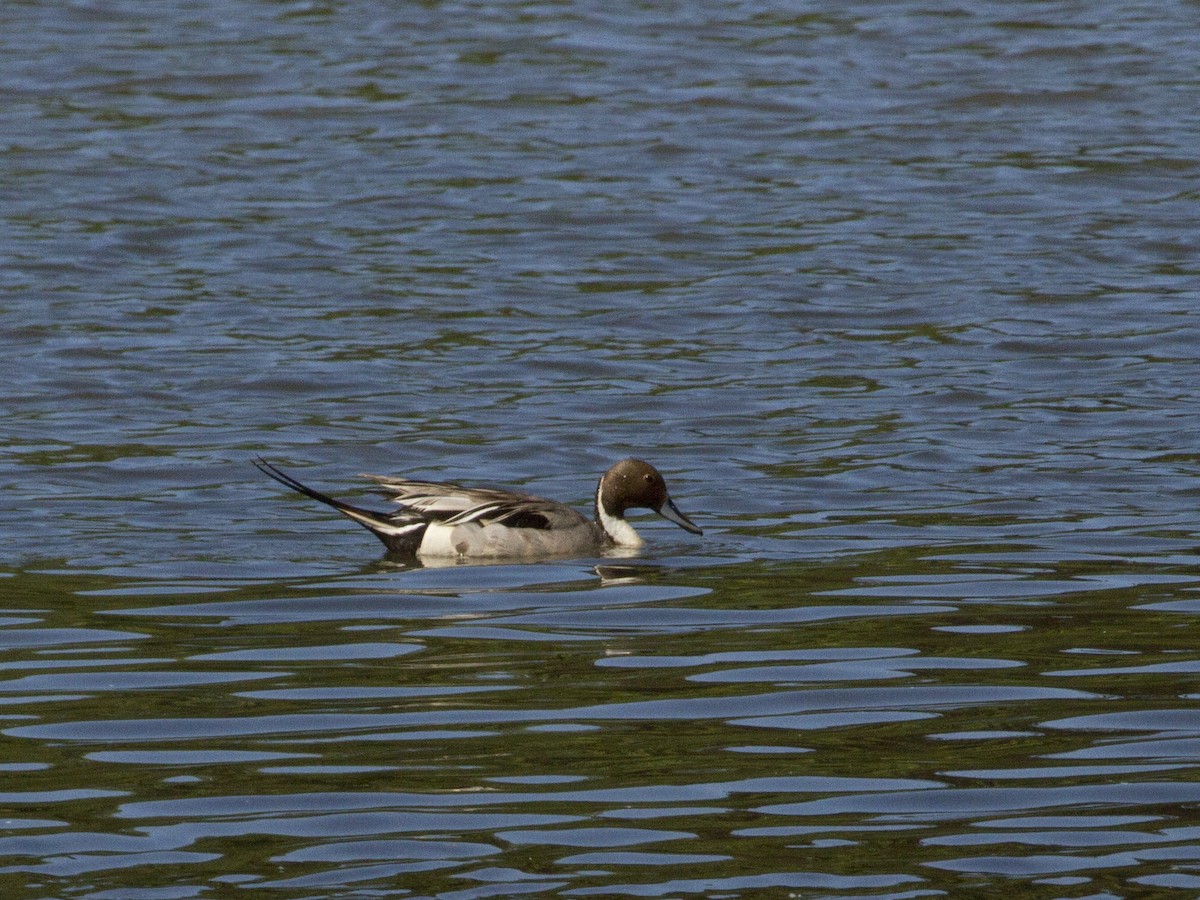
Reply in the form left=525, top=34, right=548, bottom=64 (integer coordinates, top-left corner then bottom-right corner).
left=361, top=476, right=576, bottom=529
left=364, top=477, right=505, bottom=514
left=443, top=498, right=588, bottom=531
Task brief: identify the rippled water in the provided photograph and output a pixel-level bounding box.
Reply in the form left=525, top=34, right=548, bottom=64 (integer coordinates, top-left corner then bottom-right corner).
left=4, top=0, right=1200, bottom=897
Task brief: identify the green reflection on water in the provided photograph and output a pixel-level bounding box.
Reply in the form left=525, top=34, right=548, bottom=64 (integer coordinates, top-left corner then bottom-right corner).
left=2, top=547, right=1199, bottom=895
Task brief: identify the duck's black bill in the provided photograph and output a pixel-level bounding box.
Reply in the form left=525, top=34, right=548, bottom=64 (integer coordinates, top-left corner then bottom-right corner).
left=659, top=497, right=703, bottom=535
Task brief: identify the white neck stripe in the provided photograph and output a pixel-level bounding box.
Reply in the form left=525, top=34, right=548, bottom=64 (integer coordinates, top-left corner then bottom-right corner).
left=596, top=481, right=643, bottom=548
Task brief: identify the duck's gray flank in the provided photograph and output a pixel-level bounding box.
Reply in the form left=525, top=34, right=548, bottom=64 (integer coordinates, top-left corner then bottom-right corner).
left=253, top=457, right=702, bottom=559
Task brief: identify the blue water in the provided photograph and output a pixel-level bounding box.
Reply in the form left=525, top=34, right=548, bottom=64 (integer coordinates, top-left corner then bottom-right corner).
left=3, top=1, right=1200, bottom=897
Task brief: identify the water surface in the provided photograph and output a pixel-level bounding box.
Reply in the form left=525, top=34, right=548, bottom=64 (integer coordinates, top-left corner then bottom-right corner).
left=3, top=0, right=1200, bottom=897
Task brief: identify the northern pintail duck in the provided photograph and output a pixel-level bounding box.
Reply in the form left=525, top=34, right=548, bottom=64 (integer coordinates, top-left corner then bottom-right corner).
left=253, top=457, right=702, bottom=559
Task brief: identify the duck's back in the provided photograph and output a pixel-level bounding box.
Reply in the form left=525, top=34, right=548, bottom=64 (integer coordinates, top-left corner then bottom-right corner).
left=364, top=475, right=599, bottom=558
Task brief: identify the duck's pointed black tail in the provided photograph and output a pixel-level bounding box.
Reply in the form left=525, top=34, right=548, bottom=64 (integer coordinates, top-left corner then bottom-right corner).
left=253, top=458, right=427, bottom=554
